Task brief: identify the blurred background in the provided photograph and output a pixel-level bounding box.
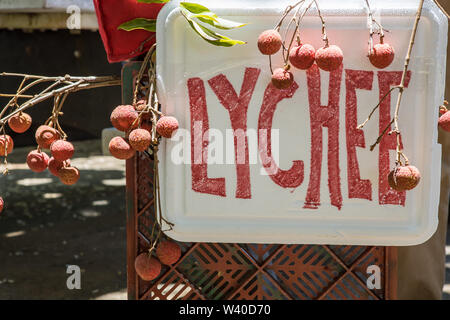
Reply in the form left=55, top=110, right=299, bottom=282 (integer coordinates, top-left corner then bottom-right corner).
left=0, top=0, right=448, bottom=300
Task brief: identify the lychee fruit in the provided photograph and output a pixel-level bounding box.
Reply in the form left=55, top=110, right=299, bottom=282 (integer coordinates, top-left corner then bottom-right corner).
left=134, top=100, right=151, bottom=121
left=257, top=30, right=282, bottom=55
left=140, top=121, right=152, bottom=134
left=50, top=140, right=74, bottom=161
left=315, top=45, right=344, bottom=72
left=369, top=43, right=395, bottom=69
left=271, top=68, right=294, bottom=90
left=438, top=111, right=450, bottom=132
left=35, top=125, right=60, bottom=149
left=0, top=197, right=3, bottom=214
left=156, top=116, right=179, bottom=138
left=388, top=165, right=421, bottom=192
left=0, top=135, right=14, bottom=156
left=129, top=129, right=151, bottom=152
left=58, top=166, right=80, bottom=186
left=289, top=43, right=316, bottom=70
left=134, top=253, right=161, bottom=281
left=109, top=137, right=135, bottom=160
left=48, top=157, right=70, bottom=177
left=156, top=241, right=182, bottom=265
left=8, top=112, right=32, bottom=133
left=26, top=150, right=50, bottom=173
left=110, top=105, right=138, bottom=132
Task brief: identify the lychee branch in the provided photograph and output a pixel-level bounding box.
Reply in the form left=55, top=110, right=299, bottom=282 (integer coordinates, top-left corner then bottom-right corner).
left=282, top=1, right=307, bottom=64
left=270, top=0, right=330, bottom=72
left=0, top=75, right=121, bottom=126
left=284, top=0, right=316, bottom=65
left=312, top=0, right=328, bottom=47
left=274, top=0, right=306, bottom=31
left=365, top=0, right=386, bottom=55
left=391, top=0, right=424, bottom=165
left=357, top=86, right=400, bottom=130
left=125, top=44, right=174, bottom=253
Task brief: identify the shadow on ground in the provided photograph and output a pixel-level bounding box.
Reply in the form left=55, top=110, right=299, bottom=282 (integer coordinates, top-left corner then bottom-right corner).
left=0, top=140, right=127, bottom=300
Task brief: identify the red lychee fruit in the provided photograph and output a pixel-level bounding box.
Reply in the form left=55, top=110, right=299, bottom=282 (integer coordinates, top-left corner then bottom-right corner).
left=315, top=45, right=344, bottom=72
left=50, top=140, right=74, bottom=161
left=35, top=125, right=60, bottom=149
left=110, top=105, right=138, bottom=132
left=369, top=43, right=395, bottom=69
left=0, top=197, right=3, bottom=214
left=388, top=165, right=421, bottom=192
left=134, top=100, right=152, bottom=121
left=438, top=111, right=450, bottom=132
left=48, top=157, right=70, bottom=177
left=0, top=135, right=14, bottom=156
left=156, top=241, right=182, bottom=265
left=109, top=137, right=135, bottom=160
left=134, top=253, right=161, bottom=281
left=8, top=112, right=32, bottom=133
left=156, top=116, right=179, bottom=138
left=257, top=30, right=282, bottom=55
left=289, top=43, right=316, bottom=70
left=26, top=150, right=50, bottom=173
left=58, top=166, right=80, bottom=185
left=129, top=128, right=151, bottom=152
left=271, top=68, right=294, bottom=90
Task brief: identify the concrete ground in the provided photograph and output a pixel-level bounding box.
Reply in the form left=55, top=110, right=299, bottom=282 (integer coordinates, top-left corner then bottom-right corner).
left=0, top=139, right=449, bottom=300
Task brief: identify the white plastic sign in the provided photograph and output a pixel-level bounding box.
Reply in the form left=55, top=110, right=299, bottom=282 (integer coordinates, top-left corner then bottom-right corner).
left=156, top=0, right=447, bottom=245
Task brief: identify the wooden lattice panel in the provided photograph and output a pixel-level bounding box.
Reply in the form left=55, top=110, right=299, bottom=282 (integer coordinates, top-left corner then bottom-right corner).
left=125, top=152, right=396, bottom=300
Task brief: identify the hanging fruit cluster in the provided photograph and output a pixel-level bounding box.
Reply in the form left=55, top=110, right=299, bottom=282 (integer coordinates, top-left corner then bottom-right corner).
left=0, top=73, right=121, bottom=214
left=257, top=0, right=431, bottom=195
left=1, top=108, right=79, bottom=187
left=257, top=0, right=395, bottom=91
left=108, top=101, right=179, bottom=160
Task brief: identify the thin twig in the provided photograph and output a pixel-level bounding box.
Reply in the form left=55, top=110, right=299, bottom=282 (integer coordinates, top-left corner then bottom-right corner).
left=362, top=0, right=425, bottom=164
left=391, top=0, right=424, bottom=165
left=0, top=94, right=34, bottom=98
left=357, top=86, right=400, bottom=129
left=365, top=0, right=385, bottom=55
left=286, top=0, right=315, bottom=60
left=0, top=77, right=120, bottom=125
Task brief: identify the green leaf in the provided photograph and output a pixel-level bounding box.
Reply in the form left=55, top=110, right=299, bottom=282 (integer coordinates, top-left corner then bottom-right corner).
left=137, top=0, right=170, bottom=3
left=118, top=18, right=156, bottom=32
left=197, top=16, right=248, bottom=30
left=182, top=10, right=246, bottom=47
left=180, top=2, right=247, bottom=30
